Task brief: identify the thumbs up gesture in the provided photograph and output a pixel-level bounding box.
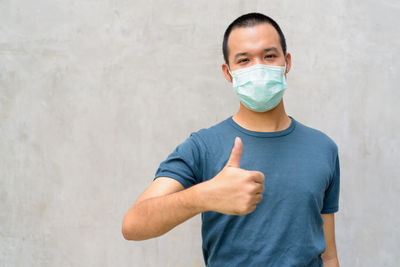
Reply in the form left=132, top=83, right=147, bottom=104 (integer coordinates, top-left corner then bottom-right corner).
left=203, top=137, right=265, bottom=215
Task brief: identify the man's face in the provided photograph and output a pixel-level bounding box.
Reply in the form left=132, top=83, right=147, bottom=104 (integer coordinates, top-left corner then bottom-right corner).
left=222, top=23, right=291, bottom=81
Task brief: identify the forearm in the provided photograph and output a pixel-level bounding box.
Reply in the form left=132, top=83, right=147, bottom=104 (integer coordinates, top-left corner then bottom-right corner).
left=323, top=257, right=339, bottom=267
left=122, top=182, right=208, bottom=241
left=122, top=145, right=265, bottom=241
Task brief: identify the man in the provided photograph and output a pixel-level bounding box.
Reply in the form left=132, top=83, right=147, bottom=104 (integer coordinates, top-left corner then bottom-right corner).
left=122, top=13, right=340, bottom=267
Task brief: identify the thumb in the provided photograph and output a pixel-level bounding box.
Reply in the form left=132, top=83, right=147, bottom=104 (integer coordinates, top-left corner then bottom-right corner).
left=226, top=137, right=243, bottom=168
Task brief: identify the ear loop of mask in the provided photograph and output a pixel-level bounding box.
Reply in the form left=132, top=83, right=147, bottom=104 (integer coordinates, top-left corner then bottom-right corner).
left=284, top=61, right=290, bottom=80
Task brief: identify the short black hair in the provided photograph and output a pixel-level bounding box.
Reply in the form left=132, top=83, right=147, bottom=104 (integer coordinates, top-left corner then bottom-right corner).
left=222, top=13, right=287, bottom=65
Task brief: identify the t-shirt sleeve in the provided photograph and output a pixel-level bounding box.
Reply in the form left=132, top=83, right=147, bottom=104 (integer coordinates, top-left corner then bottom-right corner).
left=321, top=152, right=340, bottom=214
left=154, top=133, right=205, bottom=188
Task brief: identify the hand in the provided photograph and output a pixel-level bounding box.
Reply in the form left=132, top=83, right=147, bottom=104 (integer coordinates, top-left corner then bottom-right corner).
left=204, top=137, right=265, bottom=215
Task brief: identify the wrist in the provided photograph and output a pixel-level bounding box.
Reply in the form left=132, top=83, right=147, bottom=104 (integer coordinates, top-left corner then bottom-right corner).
left=189, top=180, right=213, bottom=213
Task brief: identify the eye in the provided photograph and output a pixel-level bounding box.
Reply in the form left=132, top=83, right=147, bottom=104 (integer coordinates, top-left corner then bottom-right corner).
left=265, top=54, right=276, bottom=59
left=238, top=58, right=249, bottom=64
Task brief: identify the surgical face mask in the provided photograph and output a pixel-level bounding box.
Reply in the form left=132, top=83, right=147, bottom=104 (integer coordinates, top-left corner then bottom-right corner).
left=229, top=64, right=287, bottom=112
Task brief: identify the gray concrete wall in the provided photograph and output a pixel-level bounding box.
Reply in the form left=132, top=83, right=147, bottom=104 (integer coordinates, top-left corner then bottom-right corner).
left=1, top=0, right=399, bottom=266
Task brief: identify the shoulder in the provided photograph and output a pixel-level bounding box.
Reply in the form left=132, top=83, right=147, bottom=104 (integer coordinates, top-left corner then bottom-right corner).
left=189, top=117, right=232, bottom=147
left=294, top=118, right=338, bottom=154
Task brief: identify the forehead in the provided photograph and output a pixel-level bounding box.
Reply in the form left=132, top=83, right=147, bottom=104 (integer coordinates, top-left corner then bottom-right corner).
left=227, top=23, right=282, bottom=57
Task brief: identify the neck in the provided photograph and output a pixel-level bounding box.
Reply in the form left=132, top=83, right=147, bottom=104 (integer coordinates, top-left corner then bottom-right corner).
left=232, top=100, right=291, bottom=132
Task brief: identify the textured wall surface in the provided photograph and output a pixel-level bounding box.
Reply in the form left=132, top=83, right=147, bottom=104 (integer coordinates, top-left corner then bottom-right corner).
left=1, top=0, right=399, bottom=266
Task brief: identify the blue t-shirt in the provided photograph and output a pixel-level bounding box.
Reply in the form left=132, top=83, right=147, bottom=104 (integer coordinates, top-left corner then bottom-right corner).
left=154, top=116, right=340, bottom=267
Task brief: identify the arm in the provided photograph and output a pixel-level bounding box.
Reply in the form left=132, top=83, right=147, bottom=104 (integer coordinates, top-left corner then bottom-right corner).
left=122, top=137, right=265, bottom=241
left=122, top=177, right=208, bottom=241
left=321, top=213, right=339, bottom=267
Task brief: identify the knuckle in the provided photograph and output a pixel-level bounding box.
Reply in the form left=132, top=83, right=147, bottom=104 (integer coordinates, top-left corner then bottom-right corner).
left=260, top=184, right=265, bottom=192
left=245, top=194, right=253, bottom=203
left=244, top=172, right=253, bottom=181
left=246, top=183, right=257, bottom=193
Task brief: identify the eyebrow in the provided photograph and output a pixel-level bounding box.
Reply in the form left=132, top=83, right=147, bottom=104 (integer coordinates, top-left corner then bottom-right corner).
left=233, top=47, right=279, bottom=60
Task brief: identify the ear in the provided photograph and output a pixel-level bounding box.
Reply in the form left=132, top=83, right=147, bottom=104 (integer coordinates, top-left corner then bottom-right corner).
left=285, top=52, right=292, bottom=76
left=222, top=63, right=233, bottom=83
